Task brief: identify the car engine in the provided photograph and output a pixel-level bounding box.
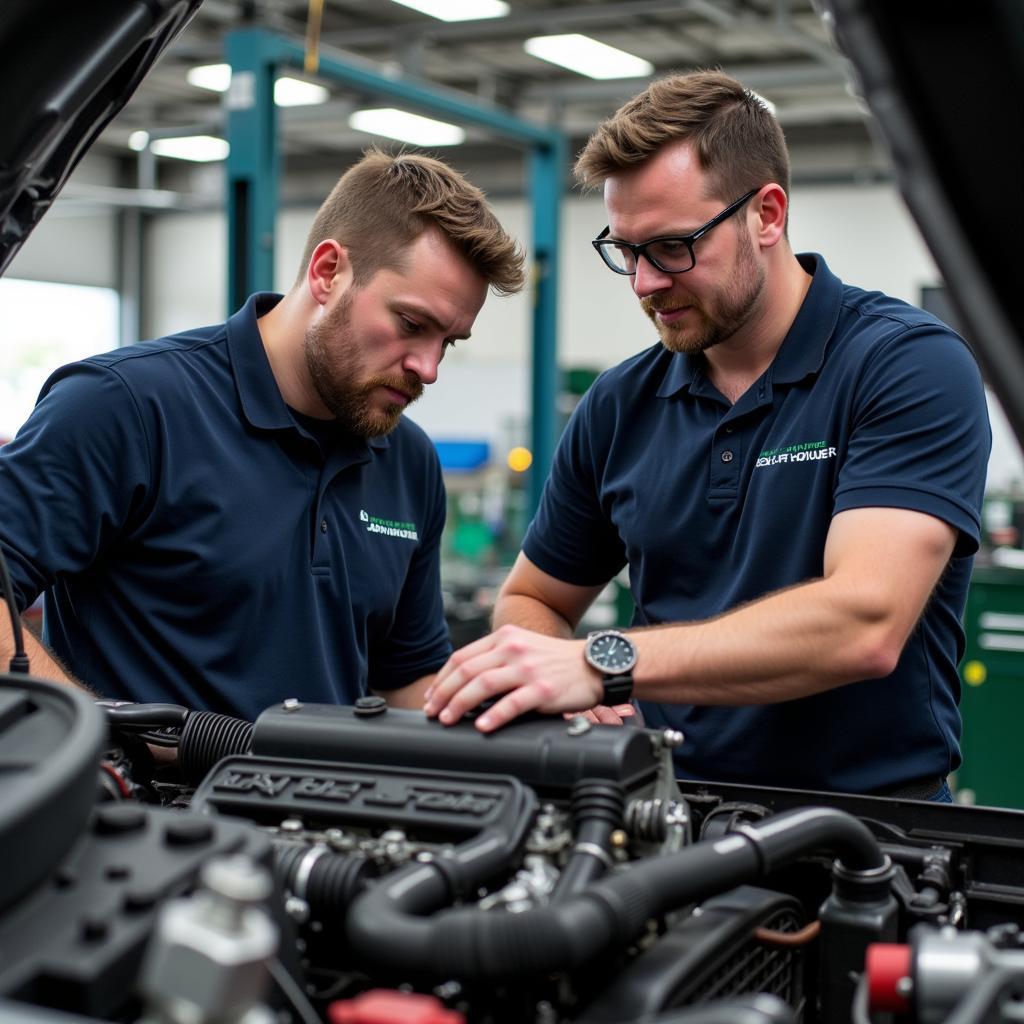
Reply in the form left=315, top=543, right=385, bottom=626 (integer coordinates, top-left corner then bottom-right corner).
left=4, top=674, right=1024, bottom=1024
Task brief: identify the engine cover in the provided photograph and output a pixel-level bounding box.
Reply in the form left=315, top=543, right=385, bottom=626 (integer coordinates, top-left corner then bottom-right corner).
left=251, top=702, right=661, bottom=797
left=191, top=755, right=535, bottom=841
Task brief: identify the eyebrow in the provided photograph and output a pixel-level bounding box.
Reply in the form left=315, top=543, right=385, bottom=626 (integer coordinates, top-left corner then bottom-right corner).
left=395, top=302, right=472, bottom=341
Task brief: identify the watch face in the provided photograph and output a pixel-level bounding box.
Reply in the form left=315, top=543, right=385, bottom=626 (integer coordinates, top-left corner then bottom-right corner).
left=587, top=632, right=637, bottom=674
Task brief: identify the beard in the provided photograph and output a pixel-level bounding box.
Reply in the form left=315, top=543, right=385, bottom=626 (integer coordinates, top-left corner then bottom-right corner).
left=304, top=291, right=424, bottom=438
left=641, top=225, right=766, bottom=356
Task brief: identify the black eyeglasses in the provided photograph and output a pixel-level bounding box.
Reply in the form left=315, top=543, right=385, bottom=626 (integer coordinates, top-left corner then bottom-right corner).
left=592, top=189, right=759, bottom=275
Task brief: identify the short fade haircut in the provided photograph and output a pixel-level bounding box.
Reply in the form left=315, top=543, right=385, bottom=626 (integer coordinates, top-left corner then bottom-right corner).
left=574, top=69, right=791, bottom=207
left=298, top=148, right=525, bottom=295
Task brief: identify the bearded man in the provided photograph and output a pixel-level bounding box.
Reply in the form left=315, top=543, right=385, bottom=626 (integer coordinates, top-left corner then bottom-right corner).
left=425, top=71, right=990, bottom=801
left=0, top=150, right=524, bottom=718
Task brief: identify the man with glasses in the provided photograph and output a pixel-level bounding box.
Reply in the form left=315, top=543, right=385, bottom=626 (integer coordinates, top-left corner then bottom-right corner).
left=425, top=70, right=991, bottom=801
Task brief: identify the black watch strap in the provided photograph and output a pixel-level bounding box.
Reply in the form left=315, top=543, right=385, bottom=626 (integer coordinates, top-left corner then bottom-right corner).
left=602, top=672, right=634, bottom=704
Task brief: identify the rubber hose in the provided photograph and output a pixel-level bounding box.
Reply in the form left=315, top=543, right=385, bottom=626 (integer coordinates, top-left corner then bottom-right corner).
left=428, top=829, right=760, bottom=977
left=274, top=843, right=375, bottom=919
left=103, top=702, right=189, bottom=728
left=731, top=806, right=885, bottom=873
left=551, top=779, right=625, bottom=902
left=348, top=823, right=760, bottom=978
left=178, top=711, right=254, bottom=786
left=346, top=805, right=884, bottom=979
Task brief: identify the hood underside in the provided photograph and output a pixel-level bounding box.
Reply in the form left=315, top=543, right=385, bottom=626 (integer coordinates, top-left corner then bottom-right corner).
left=0, top=0, right=202, bottom=276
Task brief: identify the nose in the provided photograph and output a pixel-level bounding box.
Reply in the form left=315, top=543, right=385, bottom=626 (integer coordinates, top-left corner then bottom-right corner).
left=402, top=341, right=443, bottom=386
left=631, top=256, right=675, bottom=300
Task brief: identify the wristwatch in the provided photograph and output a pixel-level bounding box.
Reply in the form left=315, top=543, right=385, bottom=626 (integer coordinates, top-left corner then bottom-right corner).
left=583, top=629, right=637, bottom=703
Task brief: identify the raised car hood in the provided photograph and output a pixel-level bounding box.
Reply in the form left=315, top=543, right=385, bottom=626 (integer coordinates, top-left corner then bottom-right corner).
left=0, top=0, right=202, bottom=276
left=820, top=0, right=1024, bottom=438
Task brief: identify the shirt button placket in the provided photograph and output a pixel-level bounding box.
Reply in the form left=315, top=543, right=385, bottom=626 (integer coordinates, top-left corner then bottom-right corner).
left=712, top=421, right=741, bottom=491
left=312, top=509, right=330, bottom=570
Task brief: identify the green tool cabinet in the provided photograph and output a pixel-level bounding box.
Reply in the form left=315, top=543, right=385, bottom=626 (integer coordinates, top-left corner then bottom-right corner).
left=957, top=564, right=1024, bottom=809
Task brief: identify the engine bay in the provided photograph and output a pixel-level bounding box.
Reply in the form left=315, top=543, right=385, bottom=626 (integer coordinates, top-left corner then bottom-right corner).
left=4, top=675, right=1024, bottom=1024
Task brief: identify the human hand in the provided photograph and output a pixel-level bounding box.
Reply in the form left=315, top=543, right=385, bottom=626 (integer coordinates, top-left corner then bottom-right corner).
left=570, top=704, right=637, bottom=726
left=424, top=624, right=604, bottom=732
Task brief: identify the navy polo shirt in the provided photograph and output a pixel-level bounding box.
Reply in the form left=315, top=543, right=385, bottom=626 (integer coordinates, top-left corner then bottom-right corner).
left=524, top=254, right=990, bottom=794
left=0, top=293, right=451, bottom=720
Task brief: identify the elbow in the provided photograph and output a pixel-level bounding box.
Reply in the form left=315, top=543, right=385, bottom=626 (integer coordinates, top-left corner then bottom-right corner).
left=826, top=577, right=916, bottom=683
left=852, top=639, right=902, bottom=681
left=842, top=619, right=906, bottom=682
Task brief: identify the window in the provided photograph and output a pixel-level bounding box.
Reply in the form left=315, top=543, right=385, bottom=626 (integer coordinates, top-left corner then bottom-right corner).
left=0, top=279, right=119, bottom=442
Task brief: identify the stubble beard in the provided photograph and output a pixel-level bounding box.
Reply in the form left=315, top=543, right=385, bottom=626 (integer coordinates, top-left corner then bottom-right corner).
left=642, top=226, right=767, bottom=356
left=304, top=291, right=424, bottom=438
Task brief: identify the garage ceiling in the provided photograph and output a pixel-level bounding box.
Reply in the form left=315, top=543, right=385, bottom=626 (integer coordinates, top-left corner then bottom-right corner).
left=90, top=0, right=888, bottom=201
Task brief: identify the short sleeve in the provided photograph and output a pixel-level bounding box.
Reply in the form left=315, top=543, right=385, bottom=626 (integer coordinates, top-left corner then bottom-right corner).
left=522, top=386, right=628, bottom=586
left=0, top=361, right=152, bottom=609
left=366, top=447, right=452, bottom=690
left=833, top=327, right=990, bottom=557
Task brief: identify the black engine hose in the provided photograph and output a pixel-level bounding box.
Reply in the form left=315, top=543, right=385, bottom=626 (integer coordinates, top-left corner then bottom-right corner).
left=348, top=781, right=537, bottom=969
left=178, top=710, right=254, bottom=786
left=273, top=843, right=376, bottom=919
left=102, top=702, right=190, bottom=730
left=551, top=779, right=625, bottom=902
left=726, top=805, right=884, bottom=873
left=346, top=805, right=884, bottom=980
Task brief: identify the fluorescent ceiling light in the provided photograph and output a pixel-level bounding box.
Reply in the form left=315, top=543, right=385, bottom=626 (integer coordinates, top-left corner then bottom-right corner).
left=349, top=108, right=465, bottom=146
left=524, top=34, right=654, bottom=79
left=388, top=0, right=509, bottom=21
left=149, top=135, right=229, bottom=162
left=187, top=63, right=231, bottom=91
left=187, top=64, right=329, bottom=106
left=273, top=78, right=329, bottom=107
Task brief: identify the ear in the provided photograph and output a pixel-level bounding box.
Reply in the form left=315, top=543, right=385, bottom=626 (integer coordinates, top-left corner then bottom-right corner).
left=306, top=239, right=353, bottom=306
left=750, top=184, right=788, bottom=249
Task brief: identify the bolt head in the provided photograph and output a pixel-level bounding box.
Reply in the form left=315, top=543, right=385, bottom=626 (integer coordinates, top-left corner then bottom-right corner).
left=662, top=729, right=684, bottom=748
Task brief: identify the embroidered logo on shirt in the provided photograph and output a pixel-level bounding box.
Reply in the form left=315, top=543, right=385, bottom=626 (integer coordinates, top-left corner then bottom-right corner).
left=360, top=509, right=419, bottom=541
left=755, top=439, right=836, bottom=468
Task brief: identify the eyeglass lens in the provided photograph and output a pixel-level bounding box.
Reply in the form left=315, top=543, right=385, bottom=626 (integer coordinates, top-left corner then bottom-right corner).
left=602, top=239, right=695, bottom=274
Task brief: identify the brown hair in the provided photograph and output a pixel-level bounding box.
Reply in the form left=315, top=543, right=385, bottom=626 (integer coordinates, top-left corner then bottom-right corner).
left=298, top=148, right=525, bottom=295
left=574, top=69, right=790, bottom=205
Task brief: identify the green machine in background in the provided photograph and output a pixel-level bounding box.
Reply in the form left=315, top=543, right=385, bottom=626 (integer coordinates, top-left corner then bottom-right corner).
left=957, top=563, right=1024, bottom=809
left=437, top=366, right=636, bottom=648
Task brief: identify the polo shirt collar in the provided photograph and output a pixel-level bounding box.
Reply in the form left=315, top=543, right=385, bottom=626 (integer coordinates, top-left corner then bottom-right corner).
left=655, top=252, right=843, bottom=398
left=770, top=253, right=842, bottom=384
left=655, top=347, right=700, bottom=398
left=226, top=292, right=389, bottom=451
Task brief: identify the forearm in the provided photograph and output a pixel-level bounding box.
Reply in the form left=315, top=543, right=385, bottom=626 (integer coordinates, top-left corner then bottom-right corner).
left=0, top=621, right=93, bottom=693
left=633, top=576, right=900, bottom=705
left=427, top=508, right=953, bottom=732
left=493, top=592, right=575, bottom=639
